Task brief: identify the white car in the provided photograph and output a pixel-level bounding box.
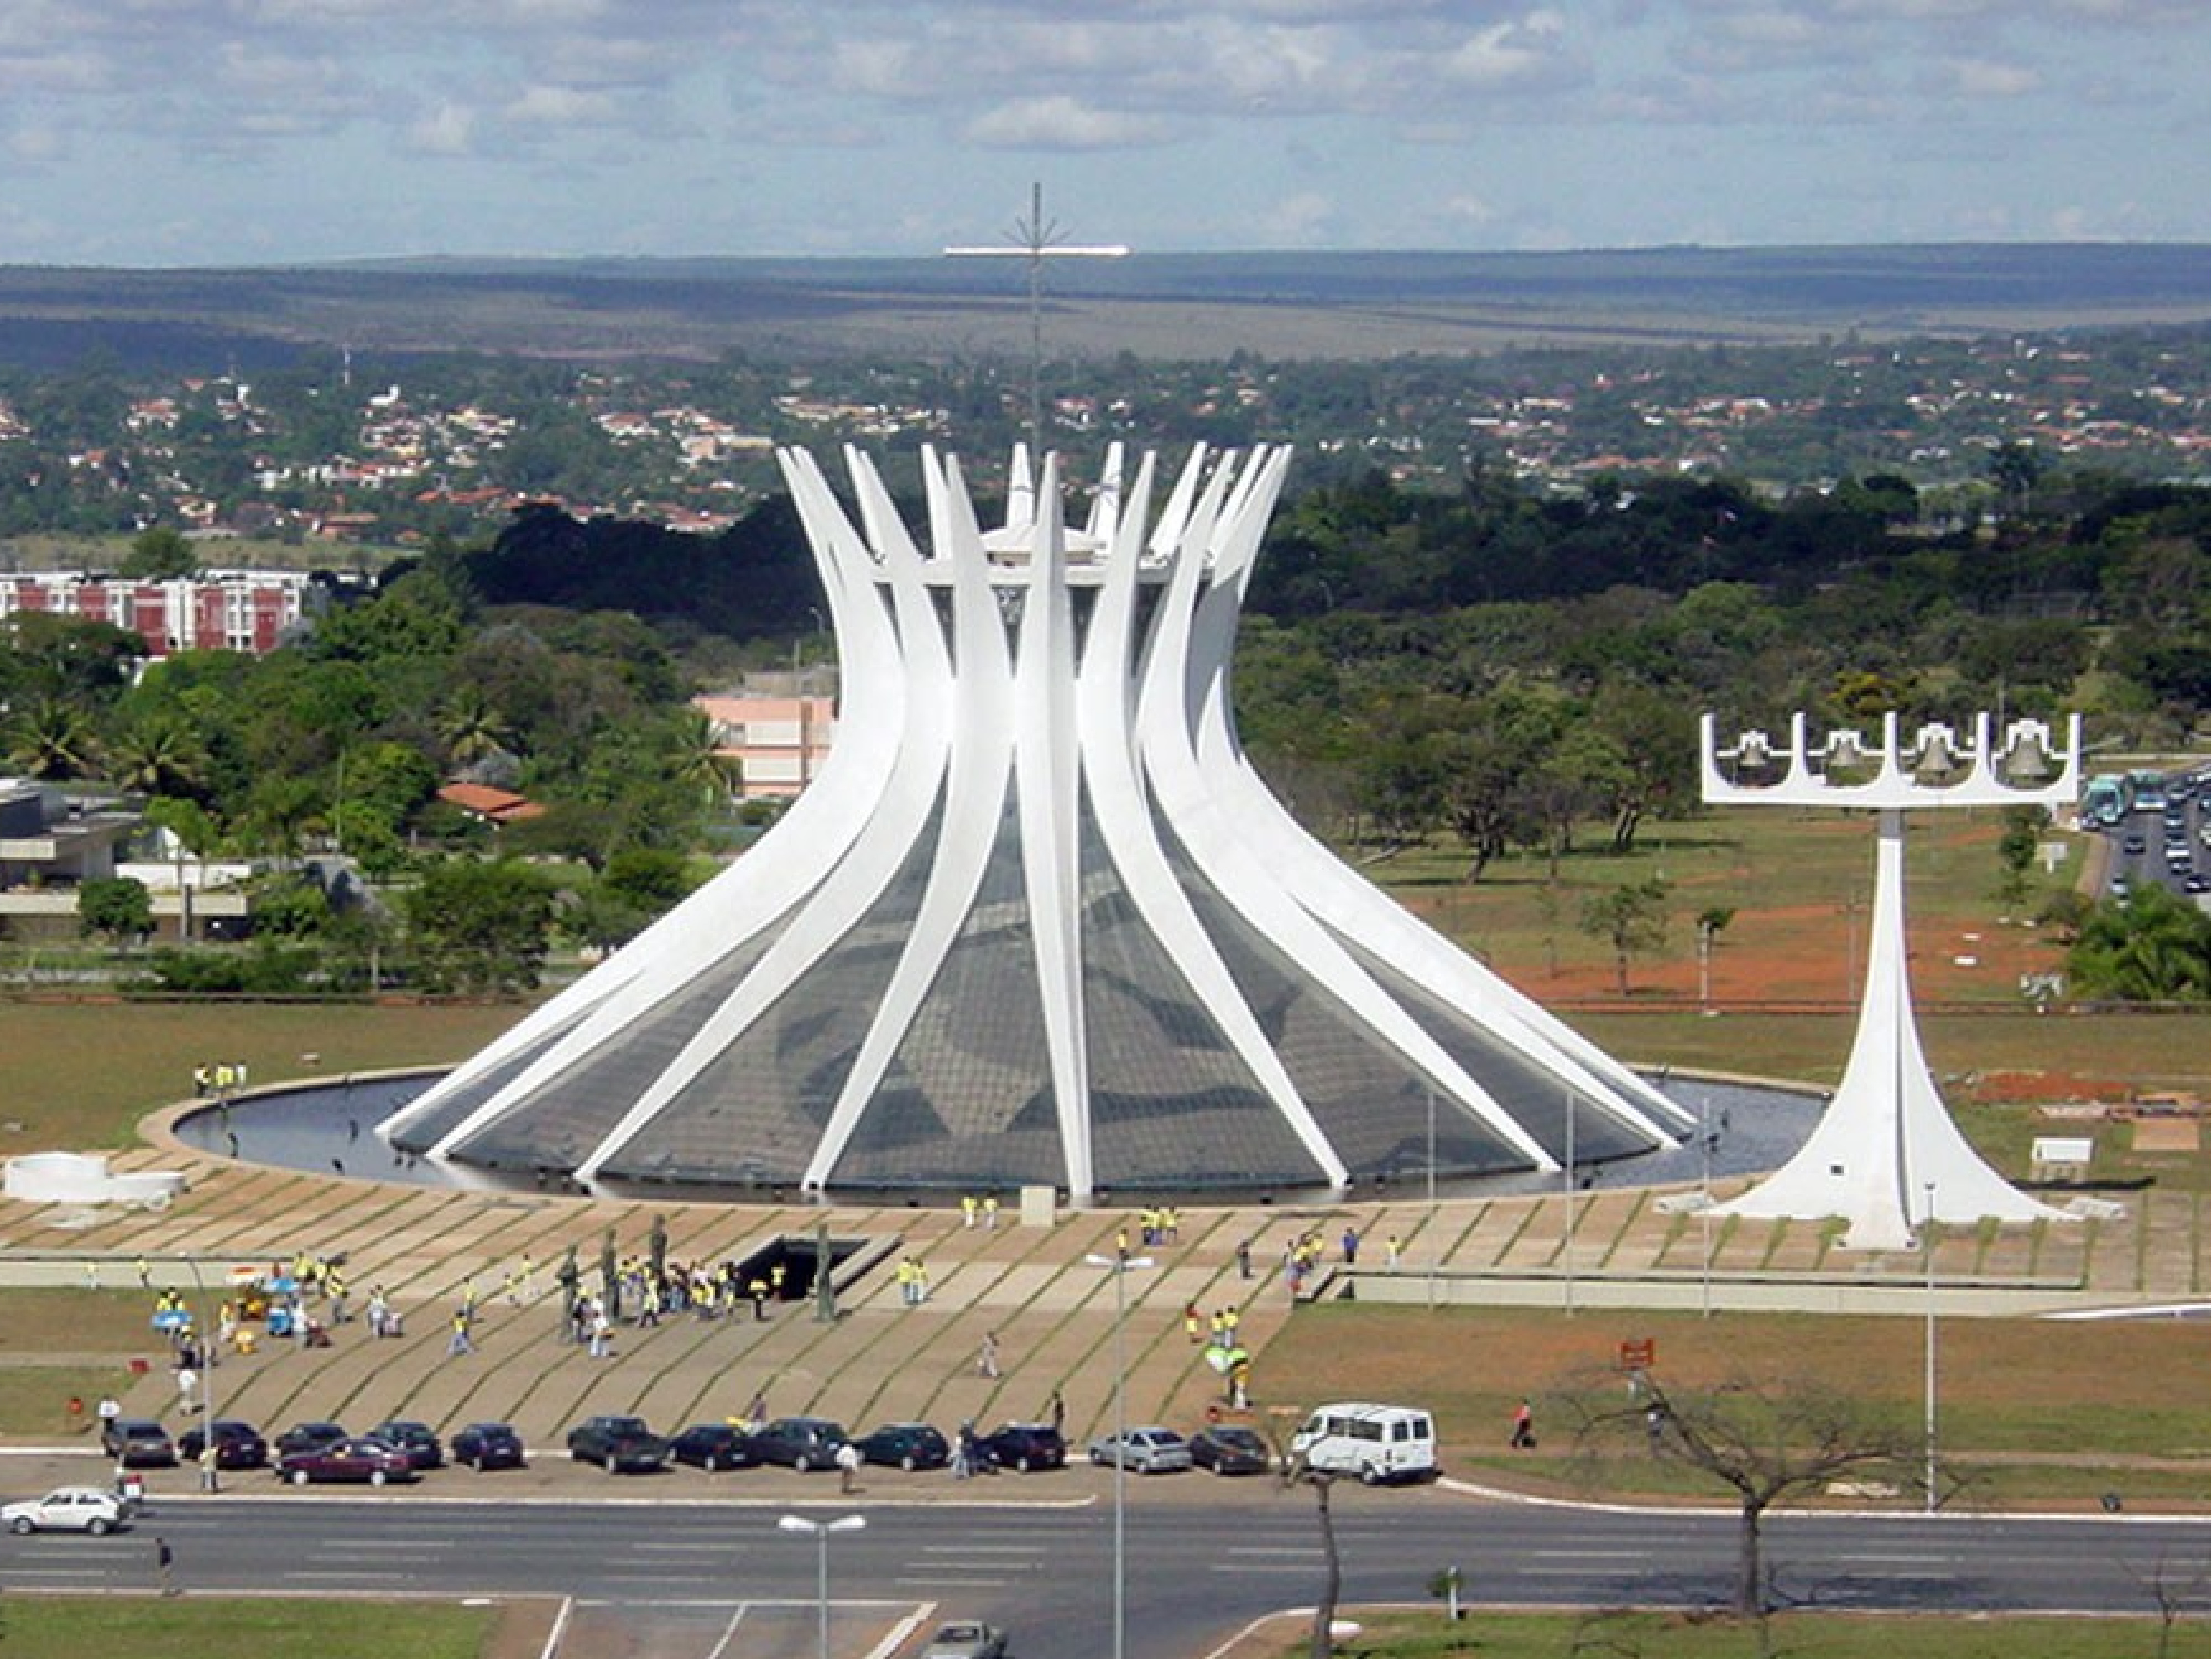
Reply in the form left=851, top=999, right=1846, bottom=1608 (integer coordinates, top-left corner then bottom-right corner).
left=3, top=1486, right=130, bottom=1535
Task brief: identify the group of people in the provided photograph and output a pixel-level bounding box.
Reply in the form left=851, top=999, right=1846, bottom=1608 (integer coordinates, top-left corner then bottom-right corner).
left=956, top=1193, right=1003, bottom=1230
left=894, top=1256, right=933, bottom=1306
left=189, top=1061, right=250, bottom=1097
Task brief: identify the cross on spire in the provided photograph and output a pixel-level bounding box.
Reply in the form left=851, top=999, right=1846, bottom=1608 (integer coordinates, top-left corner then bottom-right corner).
left=946, top=182, right=1130, bottom=453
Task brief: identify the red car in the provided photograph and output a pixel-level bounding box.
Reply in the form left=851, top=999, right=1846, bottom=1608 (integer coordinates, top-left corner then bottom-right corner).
left=277, top=1436, right=419, bottom=1486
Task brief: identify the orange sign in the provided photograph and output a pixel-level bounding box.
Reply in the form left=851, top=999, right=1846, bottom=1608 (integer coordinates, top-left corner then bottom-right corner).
left=1619, top=1338, right=1655, bottom=1371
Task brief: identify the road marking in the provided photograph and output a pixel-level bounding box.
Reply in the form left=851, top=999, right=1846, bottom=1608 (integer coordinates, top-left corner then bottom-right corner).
left=625, top=1542, right=738, bottom=1554
left=701, top=1601, right=749, bottom=1659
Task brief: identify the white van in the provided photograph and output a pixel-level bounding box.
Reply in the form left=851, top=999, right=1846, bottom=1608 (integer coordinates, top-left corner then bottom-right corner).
left=1289, top=1402, right=1436, bottom=1484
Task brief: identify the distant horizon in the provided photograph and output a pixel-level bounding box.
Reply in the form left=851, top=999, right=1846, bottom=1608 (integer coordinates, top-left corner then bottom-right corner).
left=3, top=6, right=2200, bottom=269
left=11, top=235, right=2209, bottom=279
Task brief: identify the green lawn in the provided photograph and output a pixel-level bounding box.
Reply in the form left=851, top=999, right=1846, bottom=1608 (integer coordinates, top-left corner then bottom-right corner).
left=1267, top=1610, right=2208, bottom=1658
left=1260, top=1304, right=2209, bottom=1511
left=0, top=1596, right=497, bottom=1658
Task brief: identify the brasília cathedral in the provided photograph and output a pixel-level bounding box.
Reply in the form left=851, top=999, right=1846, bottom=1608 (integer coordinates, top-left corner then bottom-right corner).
left=383, top=444, right=1693, bottom=1200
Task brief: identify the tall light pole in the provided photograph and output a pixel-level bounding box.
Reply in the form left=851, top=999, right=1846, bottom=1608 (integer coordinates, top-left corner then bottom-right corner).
left=1922, top=1180, right=1938, bottom=1515
left=778, top=1512, right=865, bottom=1659
left=1699, top=1098, right=1714, bottom=1320
left=1085, top=1249, right=1154, bottom=1659
left=1425, top=1086, right=1438, bottom=1311
left=182, top=1256, right=216, bottom=1479
left=1562, top=1090, right=1577, bottom=1314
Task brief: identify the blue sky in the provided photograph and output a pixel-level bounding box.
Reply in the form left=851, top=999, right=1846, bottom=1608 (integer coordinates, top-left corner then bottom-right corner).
left=4, top=1, right=2206, bottom=267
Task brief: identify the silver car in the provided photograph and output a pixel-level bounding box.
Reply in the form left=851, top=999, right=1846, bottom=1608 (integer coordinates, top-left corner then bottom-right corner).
left=921, top=1622, right=1008, bottom=1659
left=1087, top=1425, right=1193, bottom=1474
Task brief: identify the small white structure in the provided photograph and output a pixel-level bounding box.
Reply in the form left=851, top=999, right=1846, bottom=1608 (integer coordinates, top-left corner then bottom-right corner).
left=4, top=1151, right=184, bottom=1208
left=1701, top=710, right=2081, bottom=1249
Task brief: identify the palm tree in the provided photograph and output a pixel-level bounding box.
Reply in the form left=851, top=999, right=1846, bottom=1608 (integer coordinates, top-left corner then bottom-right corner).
left=105, top=714, right=209, bottom=801
left=437, top=686, right=517, bottom=769
left=666, top=709, right=739, bottom=806
left=7, top=696, right=100, bottom=780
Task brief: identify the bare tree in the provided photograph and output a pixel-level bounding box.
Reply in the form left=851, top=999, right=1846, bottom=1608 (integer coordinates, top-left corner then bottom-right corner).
left=1265, top=1407, right=1346, bottom=1659
left=1566, top=1370, right=1920, bottom=1620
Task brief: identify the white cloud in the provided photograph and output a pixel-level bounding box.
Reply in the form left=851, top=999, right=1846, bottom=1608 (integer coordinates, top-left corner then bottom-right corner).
left=1947, top=58, right=2041, bottom=97
left=966, top=96, right=1175, bottom=149
left=502, top=84, right=619, bottom=126
left=1438, top=11, right=1578, bottom=91
left=408, top=102, right=477, bottom=155
left=1256, top=189, right=1339, bottom=246
left=8, top=124, right=65, bottom=164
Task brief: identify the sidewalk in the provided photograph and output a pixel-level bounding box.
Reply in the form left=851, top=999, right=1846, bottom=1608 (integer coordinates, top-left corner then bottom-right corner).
left=0, top=1136, right=2198, bottom=1483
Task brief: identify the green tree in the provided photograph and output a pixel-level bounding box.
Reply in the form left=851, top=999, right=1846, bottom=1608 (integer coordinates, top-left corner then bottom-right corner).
left=1995, top=806, right=2044, bottom=907
left=119, top=525, right=197, bottom=580
left=105, top=713, right=210, bottom=801
left=78, top=875, right=153, bottom=946
left=8, top=696, right=102, bottom=779
left=1579, top=876, right=1672, bottom=995
left=401, top=858, right=557, bottom=994
left=2068, top=886, right=2210, bottom=1003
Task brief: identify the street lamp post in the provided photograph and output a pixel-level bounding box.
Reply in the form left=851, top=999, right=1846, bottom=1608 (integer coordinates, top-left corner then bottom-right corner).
left=778, top=1512, right=865, bottom=1659
left=182, top=1257, right=216, bottom=1485
left=1085, top=1249, right=1154, bottom=1659
left=1425, top=1086, right=1438, bottom=1311
left=1922, top=1180, right=1938, bottom=1515
left=1562, top=1090, right=1577, bottom=1314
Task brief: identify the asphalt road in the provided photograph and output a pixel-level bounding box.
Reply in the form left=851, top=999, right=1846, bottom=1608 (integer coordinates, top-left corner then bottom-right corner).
left=4, top=1488, right=2205, bottom=1658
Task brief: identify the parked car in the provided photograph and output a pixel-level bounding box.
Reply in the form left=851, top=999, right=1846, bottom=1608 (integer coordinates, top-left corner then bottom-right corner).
left=273, top=1421, right=349, bottom=1459
left=100, top=1418, right=176, bottom=1468
left=669, top=1423, right=757, bottom=1472
left=1187, top=1422, right=1272, bottom=1476
left=3, top=1486, right=131, bottom=1535
left=450, top=1421, right=527, bottom=1472
left=366, top=1420, right=445, bottom=1470
left=1088, top=1425, right=1192, bottom=1474
left=921, top=1621, right=1009, bottom=1659
left=176, top=1418, right=269, bottom=1470
left=748, top=1416, right=850, bottom=1472
left=567, top=1415, right=667, bottom=1473
left=974, top=1422, right=1066, bottom=1473
left=852, top=1421, right=949, bottom=1472
left=278, top=1436, right=419, bottom=1486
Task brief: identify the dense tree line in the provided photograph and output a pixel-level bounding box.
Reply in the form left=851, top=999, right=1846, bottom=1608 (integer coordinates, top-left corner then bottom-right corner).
left=1, top=449, right=2203, bottom=1000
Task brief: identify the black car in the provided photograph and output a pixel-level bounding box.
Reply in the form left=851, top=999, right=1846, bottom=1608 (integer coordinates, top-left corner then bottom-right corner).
left=974, top=1422, right=1065, bottom=1473
left=450, top=1421, right=526, bottom=1472
left=366, top=1420, right=445, bottom=1470
left=668, top=1423, right=757, bottom=1472
left=748, top=1416, right=849, bottom=1472
left=853, top=1421, right=950, bottom=1472
left=567, top=1414, right=667, bottom=1473
left=176, top=1418, right=269, bottom=1470
left=101, top=1417, right=177, bottom=1468
left=1188, top=1422, right=1272, bottom=1476
left=274, top=1420, right=349, bottom=1459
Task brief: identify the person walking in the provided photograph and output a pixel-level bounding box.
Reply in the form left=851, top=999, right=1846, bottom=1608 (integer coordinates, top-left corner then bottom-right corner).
left=448, top=1306, right=474, bottom=1358
left=836, top=1438, right=862, bottom=1494
left=155, top=1535, right=176, bottom=1595
left=1510, top=1399, right=1535, bottom=1450
left=977, top=1330, right=999, bottom=1378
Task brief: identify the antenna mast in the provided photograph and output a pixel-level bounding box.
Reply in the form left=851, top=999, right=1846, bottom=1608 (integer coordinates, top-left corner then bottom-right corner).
left=946, top=181, right=1129, bottom=455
